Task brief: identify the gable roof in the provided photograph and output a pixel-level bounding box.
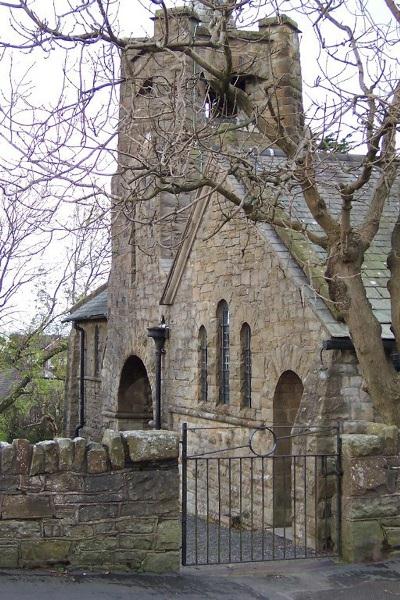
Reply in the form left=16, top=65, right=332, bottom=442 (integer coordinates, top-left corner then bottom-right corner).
left=160, top=151, right=398, bottom=340
left=63, top=286, right=108, bottom=323
left=253, top=152, right=397, bottom=340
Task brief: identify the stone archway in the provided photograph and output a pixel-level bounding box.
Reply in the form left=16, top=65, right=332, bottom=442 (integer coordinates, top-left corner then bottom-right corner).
left=273, top=370, right=304, bottom=527
left=116, top=355, right=153, bottom=430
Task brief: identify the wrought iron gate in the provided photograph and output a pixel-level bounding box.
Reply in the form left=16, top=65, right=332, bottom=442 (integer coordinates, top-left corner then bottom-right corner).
left=181, top=423, right=342, bottom=565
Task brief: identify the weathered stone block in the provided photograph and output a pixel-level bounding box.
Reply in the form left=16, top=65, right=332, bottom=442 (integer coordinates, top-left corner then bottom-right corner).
left=64, top=524, right=94, bottom=538
left=19, top=474, right=45, bottom=492
left=45, top=472, right=83, bottom=492
left=78, top=503, right=119, bottom=522
left=2, top=495, right=54, bottom=519
left=37, top=440, right=59, bottom=473
left=0, top=544, right=19, bottom=568
left=87, top=443, right=108, bottom=473
left=93, top=521, right=115, bottom=534
left=102, top=430, right=126, bottom=469
left=122, top=430, right=179, bottom=463
left=76, top=536, right=119, bottom=552
left=0, top=474, right=20, bottom=492
left=70, top=550, right=115, bottom=567
left=0, top=520, right=41, bottom=538
left=115, top=517, right=156, bottom=533
left=43, top=520, right=64, bottom=538
left=13, top=439, right=32, bottom=475
left=342, top=434, right=383, bottom=457
left=382, top=526, right=400, bottom=549
left=84, top=472, right=126, bottom=493
left=345, top=457, right=387, bottom=496
left=119, top=534, right=153, bottom=550
left=120, top=498, right=178, bottom=518
left=141, top=551, right=180, bottom=573
left=344, top=494, right=400, bottom=520
left=20, top=540, right=72, bottom=565
left=126, top=469, right=178, bottom=501
left=155, top=519, right=181, bottom=550
left=56, top=438, right=74, bottom=470
left=73, top=437, right=87, bottom=471
left=365, top=423, right=399, bottom=455
left=341, top=519, right=383, bottom=562
left=30, top=444, right=45, bottom=475
left=110, top=550, right=147, bottom=570
left=1, top=443, right=15, bottom=473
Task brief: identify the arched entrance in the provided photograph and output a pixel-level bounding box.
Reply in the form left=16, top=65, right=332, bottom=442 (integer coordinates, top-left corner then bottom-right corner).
left=273, top=370, right=304, bottom=527
left=116, top=356, right=153, bottom=430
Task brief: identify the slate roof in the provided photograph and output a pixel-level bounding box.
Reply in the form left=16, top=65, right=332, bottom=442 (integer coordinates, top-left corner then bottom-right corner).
left=228, top=152, right=399, bottom=339
left=63, top=288, right=108, bottom=323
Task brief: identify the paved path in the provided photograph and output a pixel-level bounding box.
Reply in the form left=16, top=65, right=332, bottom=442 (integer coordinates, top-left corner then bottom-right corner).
left=2, top=558, right=400, bottom=599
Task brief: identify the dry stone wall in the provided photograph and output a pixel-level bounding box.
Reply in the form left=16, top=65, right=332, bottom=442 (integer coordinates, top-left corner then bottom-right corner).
left=0, top=430, right=180, bottom=572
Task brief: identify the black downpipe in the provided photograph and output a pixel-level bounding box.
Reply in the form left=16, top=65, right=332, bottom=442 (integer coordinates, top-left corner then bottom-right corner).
left=74, top=323, right=85, bottom=438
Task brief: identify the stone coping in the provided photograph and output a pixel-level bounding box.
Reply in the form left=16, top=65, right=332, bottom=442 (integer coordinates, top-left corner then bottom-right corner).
left=0, top=429, right=180, bottom=476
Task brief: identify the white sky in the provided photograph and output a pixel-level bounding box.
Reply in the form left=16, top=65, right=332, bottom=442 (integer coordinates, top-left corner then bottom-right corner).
left=0, top=0, right=397, bottom=331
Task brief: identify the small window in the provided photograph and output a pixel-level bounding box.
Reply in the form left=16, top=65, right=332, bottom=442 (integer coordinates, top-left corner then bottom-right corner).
left=198, top=326, right=208, bottom=402
left=137, top=78, right=154, bottom=96
left=217, top=300, right=230, bottom=404
left=240, top=323, right=252, bottom=408
left=94, top=325, right=100, bottom=377
left=203, top=75, right=246, bottom=119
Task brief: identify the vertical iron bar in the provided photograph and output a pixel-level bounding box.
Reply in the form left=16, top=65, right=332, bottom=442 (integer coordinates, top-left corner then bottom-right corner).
left=283, top=455, right=286, bottom=559
left=304, top=455, right=307, bottom=557
left=324, top=455, right=328, bottom=553
left=181, top=423, right=188, bottom=566
left=250, top=457, right=254, bottom=561
left=239, top=457, right=243, bottom=562
left=314, top=455, right=318, bottom=557
left=261, top=456, right=265, bottom=560
left=194, top=458, right=198, bottom=565
left=336, top=424, right=343, bottom=557
left=272, top=455, right=275, bottom=560
left=293, top=455, right=297, bottom=558
left=206, top=458, right=210, bottom=564
left=228, top=457, right=232, bottom=562
left=218, top=458, right=221, bottom=564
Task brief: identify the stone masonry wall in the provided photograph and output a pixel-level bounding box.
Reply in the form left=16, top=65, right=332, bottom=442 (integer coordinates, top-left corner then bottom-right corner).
left=341, top=422, right=400, bottom=562
left=0, top=430, right=180, bottom=572
left=64, top=319, right=107, bottom=440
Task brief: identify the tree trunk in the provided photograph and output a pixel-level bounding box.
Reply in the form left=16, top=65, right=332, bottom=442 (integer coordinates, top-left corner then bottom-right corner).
left=326, top=244, right=400, bottom=426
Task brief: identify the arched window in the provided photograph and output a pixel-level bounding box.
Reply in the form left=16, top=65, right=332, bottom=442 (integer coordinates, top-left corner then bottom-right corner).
left=198, top=326, right=208, bottom=402
left=217, top=300, right=230, bottom=404
left=94, top=325, right=100, bottom=377
left=240, top=323, right=252, bottom=408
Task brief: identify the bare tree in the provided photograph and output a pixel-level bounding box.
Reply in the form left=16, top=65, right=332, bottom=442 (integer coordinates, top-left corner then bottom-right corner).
left=0, top=0, right=399, bottom=423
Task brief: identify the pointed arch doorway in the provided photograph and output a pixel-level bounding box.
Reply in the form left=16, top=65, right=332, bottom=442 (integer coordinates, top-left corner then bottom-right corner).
left=273, top=370, right=304, bottom=527
left=116, top=355, right=153, bottom=430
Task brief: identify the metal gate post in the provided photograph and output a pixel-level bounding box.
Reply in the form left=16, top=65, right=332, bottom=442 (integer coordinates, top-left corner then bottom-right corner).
left=181, top=422, right=188, bottom=566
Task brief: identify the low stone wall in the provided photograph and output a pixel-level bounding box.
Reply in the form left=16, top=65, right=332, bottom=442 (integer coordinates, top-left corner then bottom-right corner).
left=0, top=430, right=180, bottom=572
left=341, top=422, right=400, bottom=561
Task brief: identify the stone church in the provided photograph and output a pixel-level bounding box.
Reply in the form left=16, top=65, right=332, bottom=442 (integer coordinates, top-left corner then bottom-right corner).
left=64, top=6, right=397, bottom=457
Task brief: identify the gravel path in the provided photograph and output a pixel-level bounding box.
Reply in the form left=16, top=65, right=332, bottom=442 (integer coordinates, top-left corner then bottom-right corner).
left=183, top=515, right=323, bottom=565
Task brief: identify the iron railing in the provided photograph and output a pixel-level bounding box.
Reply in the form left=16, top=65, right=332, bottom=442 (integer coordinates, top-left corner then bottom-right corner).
left=181, top=423, right=342, bottom=566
